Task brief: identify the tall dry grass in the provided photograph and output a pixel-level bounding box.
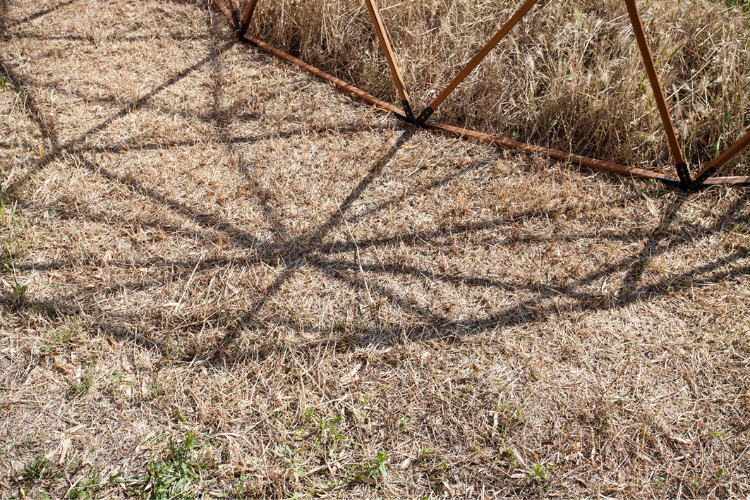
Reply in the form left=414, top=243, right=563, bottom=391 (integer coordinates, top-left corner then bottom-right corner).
left=248, top=0, right=750, bottom=175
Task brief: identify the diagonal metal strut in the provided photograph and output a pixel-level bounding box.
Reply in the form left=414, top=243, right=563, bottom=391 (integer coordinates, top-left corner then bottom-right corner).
left=623, top=0, right=690, bottom=188
left=364, top=0, right=415, bottom=123
left=223, top=0, right=750, bottom=190
left=690, top=129, right=750, bottom=189
left=239, top=0, right=260, bottom=38
left=227, top=0, right=242, bottom=32
left=416, top=0, right=540, bottom=124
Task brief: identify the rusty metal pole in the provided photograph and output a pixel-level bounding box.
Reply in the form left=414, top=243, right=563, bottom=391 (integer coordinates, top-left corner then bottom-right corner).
left=227, top=0, right=241, bottom=32
left=241, top=32, right=680, bottom=185
left=690, top=129, right=750, bottom=188
left=239, top=0, right=259, bottom=38
left=416, top=0, right=540, bottom=124
left=364, top=0, right=415, bottom=122
left=213, top=0, right=234, bottom=24
left=226, top=0, right=750, bottom=189
left=243, top=33, right=410, bottom=119
left=623, top=0, right=690, bottom=188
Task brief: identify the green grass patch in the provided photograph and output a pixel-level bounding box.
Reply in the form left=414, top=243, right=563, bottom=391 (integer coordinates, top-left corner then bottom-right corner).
left=125, top=431, right=206, bottom=500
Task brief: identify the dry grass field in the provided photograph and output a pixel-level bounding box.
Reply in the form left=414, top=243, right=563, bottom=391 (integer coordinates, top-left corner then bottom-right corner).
left=249, top=0, right=750, bottom=175
left=1, top=0, right=750, bottom=498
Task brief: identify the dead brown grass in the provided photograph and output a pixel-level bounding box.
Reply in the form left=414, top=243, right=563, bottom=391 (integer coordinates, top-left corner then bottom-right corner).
left=251, top=0, right=750, bottom=178
left=1, top=0, right=750, bottom=498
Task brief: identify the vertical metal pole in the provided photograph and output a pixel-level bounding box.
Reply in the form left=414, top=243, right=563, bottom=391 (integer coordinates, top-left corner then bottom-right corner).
left=239, top=0, right=259, bottom=38
left=623, top=0, right=689, bottom=188
left=416, top=0, right=540, bottom=124
left=364, top=0, right=415, bottom=122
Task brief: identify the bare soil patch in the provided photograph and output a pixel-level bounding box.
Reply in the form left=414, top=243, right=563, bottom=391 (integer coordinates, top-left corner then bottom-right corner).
left=1, top=0, right=749, bottom=498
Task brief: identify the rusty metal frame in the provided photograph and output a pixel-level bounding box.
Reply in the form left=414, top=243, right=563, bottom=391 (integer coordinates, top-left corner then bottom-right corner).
left=364, top=0, right=415, bottom=123
left=227, top=0, right=242, bottom=32
left=216, top=0, right=750, bottom=190
left=623, top=0, right=690, bottom=188
left=415, top=0, right=540, bottom=125
left=239, top=0, right=258, bottom=38
left=213, top=0, right=233, bottom=26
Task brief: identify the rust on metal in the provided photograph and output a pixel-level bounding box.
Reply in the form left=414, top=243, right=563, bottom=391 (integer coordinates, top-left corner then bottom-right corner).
left=419, top=0, right=540, bottom=122
left=426, top=121, right=676, bottom=183
left=225, top=0, right=748, bottom=189
left=691, top=129, right=750, bottom=188
left=242, top=34, right=678, bottom=185
left=240, top=0, right=259, bottom=38
left=364, top=0, right=411, bottom=108
left=213, top=0, right=234, bottom=24
left=244, top=34, right=405, bottom=116
left=623, top=0, right=687, bottom=183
